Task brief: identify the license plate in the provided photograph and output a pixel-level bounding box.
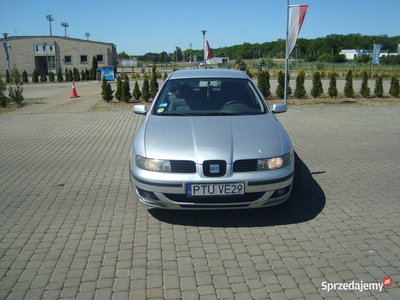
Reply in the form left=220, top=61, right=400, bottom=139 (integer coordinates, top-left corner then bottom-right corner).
left=186, top=183, right=245, bottom=196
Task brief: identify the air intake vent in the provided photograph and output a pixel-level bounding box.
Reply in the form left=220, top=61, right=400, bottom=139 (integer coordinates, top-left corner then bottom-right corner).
left=170, top=160, right=196, bottom=173
left=233, top=159, right=258, bottom=172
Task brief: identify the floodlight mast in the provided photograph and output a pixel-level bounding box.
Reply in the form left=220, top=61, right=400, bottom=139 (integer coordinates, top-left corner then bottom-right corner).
left=46, top=15, right=54, bottom=36
left=61, top=22, right=69, bottom=37
left=85, top=32, right=90, bottom=41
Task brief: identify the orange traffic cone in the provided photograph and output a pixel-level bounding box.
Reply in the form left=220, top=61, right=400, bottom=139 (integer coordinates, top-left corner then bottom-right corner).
left=71, top=82, right=79, bottom=98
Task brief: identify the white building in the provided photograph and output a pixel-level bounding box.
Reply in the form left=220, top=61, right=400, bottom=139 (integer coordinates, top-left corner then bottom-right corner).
left=340, top=49, right=391, bottom=60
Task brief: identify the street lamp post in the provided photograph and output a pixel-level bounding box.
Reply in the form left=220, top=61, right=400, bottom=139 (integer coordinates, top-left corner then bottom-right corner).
left=61, top=22, right=69, bottom=37
left=46, top=15, right=54, bottom=36
left=189, top=43, right=192, bottom=64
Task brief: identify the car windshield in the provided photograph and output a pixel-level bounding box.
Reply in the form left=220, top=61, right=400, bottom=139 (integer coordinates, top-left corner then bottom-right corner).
left=153, top=78, right=267, bottom=116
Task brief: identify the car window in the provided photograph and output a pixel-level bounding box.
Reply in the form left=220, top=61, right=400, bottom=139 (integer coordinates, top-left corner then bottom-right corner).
left=153, top=78, right=267, bottom=116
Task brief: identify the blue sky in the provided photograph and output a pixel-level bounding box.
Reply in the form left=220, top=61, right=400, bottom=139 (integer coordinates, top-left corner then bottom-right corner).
left=1, top=0, right=399, bottom=55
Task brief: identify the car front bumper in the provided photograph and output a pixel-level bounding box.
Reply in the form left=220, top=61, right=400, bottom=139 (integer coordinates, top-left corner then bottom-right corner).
left=129, top=163, right=294, bottom=210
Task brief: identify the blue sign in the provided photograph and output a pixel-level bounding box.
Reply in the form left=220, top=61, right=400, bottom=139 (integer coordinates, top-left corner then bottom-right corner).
left=100, top=67, right=115, bottom=80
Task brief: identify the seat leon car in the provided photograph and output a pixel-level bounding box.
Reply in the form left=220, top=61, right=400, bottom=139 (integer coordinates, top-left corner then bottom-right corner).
left=129, top=69, right=295, bottom=210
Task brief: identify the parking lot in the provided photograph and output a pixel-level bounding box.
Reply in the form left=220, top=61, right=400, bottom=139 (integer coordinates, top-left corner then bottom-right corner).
left=0, top=87, right=399, bottom=299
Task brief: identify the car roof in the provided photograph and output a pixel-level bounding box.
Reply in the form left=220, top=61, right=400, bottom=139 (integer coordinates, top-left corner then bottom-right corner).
left=168, top=69, right=250, bottom=80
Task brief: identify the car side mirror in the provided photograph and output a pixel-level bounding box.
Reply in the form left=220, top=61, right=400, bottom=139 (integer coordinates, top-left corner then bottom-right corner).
left=272, top=103, right=287, bottom=114
left=133, top=104, right=147, bottom=115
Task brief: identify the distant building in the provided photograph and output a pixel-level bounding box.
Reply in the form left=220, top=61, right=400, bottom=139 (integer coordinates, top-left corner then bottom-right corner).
left=339, top=49, right=393, bottom=60
left=206, top=57, right=230, bottom=65
left=0, top=36, right=117, bottom=76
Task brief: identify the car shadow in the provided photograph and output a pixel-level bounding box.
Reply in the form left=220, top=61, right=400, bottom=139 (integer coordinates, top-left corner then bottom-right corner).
left=149, top=153, right=325, bottom=227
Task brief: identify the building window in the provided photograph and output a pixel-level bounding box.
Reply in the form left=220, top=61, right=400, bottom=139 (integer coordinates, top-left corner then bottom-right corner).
left=48, top=56, right=56, bottom=69
left=64, top=55, right=72, bottom=63
left=80, top=55, right=88, bottom=63
left=96, top=55, right=104, bottom=62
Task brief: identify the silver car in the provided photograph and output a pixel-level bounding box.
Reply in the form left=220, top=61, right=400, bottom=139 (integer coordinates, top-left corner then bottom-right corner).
left=129, top=69, right=294, bottom=210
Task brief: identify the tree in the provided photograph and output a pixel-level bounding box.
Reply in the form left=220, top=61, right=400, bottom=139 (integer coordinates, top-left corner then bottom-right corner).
left=121, top=75, right=131, bottom=102
left=389, top=77, right=399, bottom=97
left=141, top=78, right=151, bottom=101
left=374, top=76, right=384, bottom=98
left=40, top=71, right=47, bottom=82
left=32, top=69, right=39, bottom=83
left=49, top=71, right=55, bottom=82
left=22, top=70, right=29, bottom=83
left=8, top=66, right=24, bottom=106
left=359, top=70, right=370, bottom=97
left=57, top=67, right=63, bottom=82
left=101, top=77, right=114, bottom=102
left=65, top=68, right=70, bottom=81
left=132, top=81, right=141, bottom=100
left=344, top=70, right=355, bottom=98
left=294, top=69, right=307, bottom=98
left=310, top=72, right=323, bottom=98
left=275, top=70, right=291, bottom=99
left=91, top=55, right=98, bottom=80
left=0, top=76, right=9, bottom=107
left=275, top=70, right=285, bottom=99
left=150, top=65, right=159, bottom=98
left=328, top=72, right=338, bottom=98
left=73, top=67, right=80, bottom=81
left=257, top=70, right=271, bottom=98
left=5, top=69, right=10, bottom=83
left=115, top=76, right=122, bottom=101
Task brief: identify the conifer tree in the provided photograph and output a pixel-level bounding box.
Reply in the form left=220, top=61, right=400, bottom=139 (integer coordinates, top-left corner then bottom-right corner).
left=276, top=70, right=285, bottom=99
left=132, top=81, right=141, bottom=100
left=389, top=76, right=399, bottom=97
left=57, top=67, right=63, bottom=82
left=115, top=76, right=122, bottom=101
left=121, top=75, right=131, bottom=102
left=360, top=70, right=370, bottom=97
left=344, top=70, right=355, bottom=98
left=91, top=56, right=98, bottom=80
left=0, top=76, right=9, bottom=107
left=73, top=67, right=80, bottom=81
left=294, top=69, right=306, bottom=98
left=141, top=78, right=151, bottom=101
left=49, top=71, right=55, bottom=82
left=311, top=71, right=323, bottom=98
left=328, top=72, right=338, bottom=98
left=374, top=76, right=384, bottom=98
left=257, top=70, right=271, bottom=98
left=8, top=67, right=24, bottom=106
left=32, top=69, right=39, bottom=83
left=101, top=77, right=114, bottom=102
left=150, top=65, right=159, bottom=98
left=22, top=70, right=29, bottom=83
left=40, top=71, right=47, bottom=82
left=69, top=69, right=73, bottom=82
left=5, top=70, right=10, bottom=83
left=65, top=68, right=70, bottom=81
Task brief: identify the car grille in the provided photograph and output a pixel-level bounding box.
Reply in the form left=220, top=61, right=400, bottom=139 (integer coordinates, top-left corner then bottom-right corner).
left=233, top=159, right=258, bottom=172
left=170, top=160, right=196, bottom=173
left=163, top=192, right=265, bottom=203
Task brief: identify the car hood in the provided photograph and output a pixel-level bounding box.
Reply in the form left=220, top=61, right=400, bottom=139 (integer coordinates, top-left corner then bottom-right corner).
left=138, top=114, right=290, bottom=163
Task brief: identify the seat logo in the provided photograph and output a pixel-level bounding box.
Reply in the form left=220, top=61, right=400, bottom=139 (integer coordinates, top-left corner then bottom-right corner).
left=210, top=164, right=220, bottom=173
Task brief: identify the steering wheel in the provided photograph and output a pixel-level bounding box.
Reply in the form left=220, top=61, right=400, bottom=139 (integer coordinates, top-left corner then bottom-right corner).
left=222, top=101, right=245, bottom=108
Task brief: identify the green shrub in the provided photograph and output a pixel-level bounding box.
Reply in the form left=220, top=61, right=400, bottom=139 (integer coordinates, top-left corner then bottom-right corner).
left=374, top=76, right=384, bottom=98
left=310, top=72, right=323, bottom=98
left=344, top=70, right=355, bottom=98
left=294, top=69, right=306, bottom=98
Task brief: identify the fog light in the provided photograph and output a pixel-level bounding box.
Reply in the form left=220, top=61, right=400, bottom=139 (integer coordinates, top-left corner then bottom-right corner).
left=137, top=187, right=160, bottom=201
left=271, top=185, right=291, bottom=198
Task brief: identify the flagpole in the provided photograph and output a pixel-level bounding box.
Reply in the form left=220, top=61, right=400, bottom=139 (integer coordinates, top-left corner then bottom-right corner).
left=284, top=0, right=290, bottom=105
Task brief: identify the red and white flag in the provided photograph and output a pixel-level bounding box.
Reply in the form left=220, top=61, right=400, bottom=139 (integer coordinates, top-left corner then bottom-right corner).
left=287, top=4, right=308, bottom=57
left=205, top=40, right=213, bottom=60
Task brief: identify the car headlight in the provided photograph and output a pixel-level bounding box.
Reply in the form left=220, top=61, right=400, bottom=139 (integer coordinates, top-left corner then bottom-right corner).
left=135, top=155, right=171, bottom=172
left=257, top=153, right=292, bottom=170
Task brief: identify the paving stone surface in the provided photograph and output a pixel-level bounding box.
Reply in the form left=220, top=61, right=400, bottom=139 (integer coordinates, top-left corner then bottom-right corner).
left=0, top=89, right=399, bottom=299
